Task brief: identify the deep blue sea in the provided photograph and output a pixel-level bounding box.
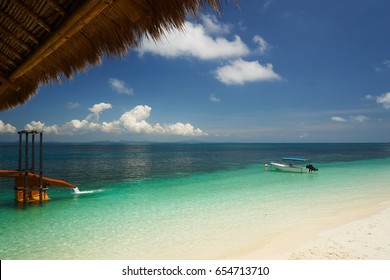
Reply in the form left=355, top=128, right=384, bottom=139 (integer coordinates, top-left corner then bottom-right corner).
left=1, top=143, right=390, bottom=259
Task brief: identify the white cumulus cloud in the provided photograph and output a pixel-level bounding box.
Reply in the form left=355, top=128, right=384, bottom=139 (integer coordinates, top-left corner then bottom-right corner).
left=87, top=102, right=112, bottom=122
left=0, top=120, right=17, bottom=133
left=25, top=121, right=45, bottom=131
left=118, top=105, right=154, bottom=134
left=138, top=21, right=249, bottom=60
left=137, top=15, right=279, bottom=86
left=163, top=122, right=205, bottom=136
left=89, top=102, right=112, bottom=115
left=377, top=92, right=390, bottom=109
left=115, top=105, right=207, bottom=136
left=108, top=78, right=134, bottom=96
left=214, top=59, right=281, bottom=85
left=25, top=121, right=59, bottom=134
left=19, top=103, right=206, bottom=137
left=200, top=14, right=231, bottom=34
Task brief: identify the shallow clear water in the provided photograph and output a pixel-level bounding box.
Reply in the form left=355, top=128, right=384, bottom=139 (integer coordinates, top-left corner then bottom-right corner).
left=0, top=143, right=389, bottom=259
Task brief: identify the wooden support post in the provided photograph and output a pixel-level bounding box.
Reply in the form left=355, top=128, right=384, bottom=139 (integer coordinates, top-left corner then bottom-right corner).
left=18, top=132, right=22, bottom=171
left=14, top=130, right=46, bottom=203
left=16, top=132, right=22, bottom=201
left=39, top=132, right=43, bottom=203
left=31, top=133, right=35, bottom=171
left=23, top=132, right=29, bottom=204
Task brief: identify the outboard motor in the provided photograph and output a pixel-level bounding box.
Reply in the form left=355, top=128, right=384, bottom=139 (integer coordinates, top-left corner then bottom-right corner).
left=306, top=164, right=318, bottom=172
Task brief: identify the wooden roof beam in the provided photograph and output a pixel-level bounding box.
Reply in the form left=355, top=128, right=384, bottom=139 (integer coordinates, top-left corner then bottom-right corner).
left=45, top=0, right=65, bottom=16
left=0, top=52, right=17, bottom=68
left=0, top=26, right=32, bottom=53
left=10, top=0, right=115, bottom=81
left=0, top=41, right=23, bottom=61
left=13, top=0, right=52, bottom=32
left=0, top=11, right=39, bottom=44
left=0, top=60, right=14, bottom=74
left=0, top=74, right=20, bottom=92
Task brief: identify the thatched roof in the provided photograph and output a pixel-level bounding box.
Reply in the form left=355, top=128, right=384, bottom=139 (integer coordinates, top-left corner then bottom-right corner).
left=0, top=0, right=224, bottom=111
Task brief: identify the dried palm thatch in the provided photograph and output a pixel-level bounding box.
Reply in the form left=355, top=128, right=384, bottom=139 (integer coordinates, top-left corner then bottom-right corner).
left=0, top=0, right=226, bottom=111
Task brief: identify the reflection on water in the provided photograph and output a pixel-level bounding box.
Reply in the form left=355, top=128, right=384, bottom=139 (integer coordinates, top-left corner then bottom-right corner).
left=1, top=143, right=390, bottom=189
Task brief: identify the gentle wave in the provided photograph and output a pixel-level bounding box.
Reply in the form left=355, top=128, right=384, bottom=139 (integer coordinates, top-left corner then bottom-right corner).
left=72, top=187, right=104, bottom=194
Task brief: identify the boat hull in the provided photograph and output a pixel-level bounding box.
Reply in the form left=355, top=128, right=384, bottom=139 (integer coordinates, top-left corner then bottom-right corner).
left=270, top=162, right=310, bottom=173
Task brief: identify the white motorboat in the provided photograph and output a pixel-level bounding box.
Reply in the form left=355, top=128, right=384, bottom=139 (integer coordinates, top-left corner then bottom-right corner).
left=269, top=157, right=318, bottom=173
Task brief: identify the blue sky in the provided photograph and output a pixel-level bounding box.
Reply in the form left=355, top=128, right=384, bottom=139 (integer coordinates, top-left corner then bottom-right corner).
left=1, top=0, right=390, bottom=142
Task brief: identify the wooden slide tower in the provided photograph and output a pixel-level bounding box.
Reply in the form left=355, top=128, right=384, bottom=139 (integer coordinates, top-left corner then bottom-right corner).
left=0, top=130, right=76, bottom=203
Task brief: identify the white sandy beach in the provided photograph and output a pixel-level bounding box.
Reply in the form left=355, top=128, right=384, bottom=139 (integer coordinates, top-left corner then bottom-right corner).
left=288, top=206, right=390, bottom=259
left=241, top=201, right=390, bottom=260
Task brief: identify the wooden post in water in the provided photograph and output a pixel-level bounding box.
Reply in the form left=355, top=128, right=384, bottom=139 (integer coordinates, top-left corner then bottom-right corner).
left=39, top=132, right=44, bottom=203
left=31, top=133, right=35, bottom=171
left=18, top=132, right=22, bottom=171
left=23, top=132, right=29, bottom=204
left=16, top=132, right=22, bottom=201
left=16, top=130, right=44, bottom=203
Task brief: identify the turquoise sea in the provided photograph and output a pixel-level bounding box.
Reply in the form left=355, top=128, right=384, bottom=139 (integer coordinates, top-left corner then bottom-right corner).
left=0, top=143, right=390, bottom=259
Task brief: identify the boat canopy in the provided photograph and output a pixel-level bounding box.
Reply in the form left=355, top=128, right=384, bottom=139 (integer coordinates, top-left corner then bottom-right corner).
left=283, top=157, right=308, bottom=162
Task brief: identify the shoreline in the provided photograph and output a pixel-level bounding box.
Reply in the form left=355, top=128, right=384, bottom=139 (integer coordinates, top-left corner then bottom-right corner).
left=239, top=200, right=390, bottom=260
